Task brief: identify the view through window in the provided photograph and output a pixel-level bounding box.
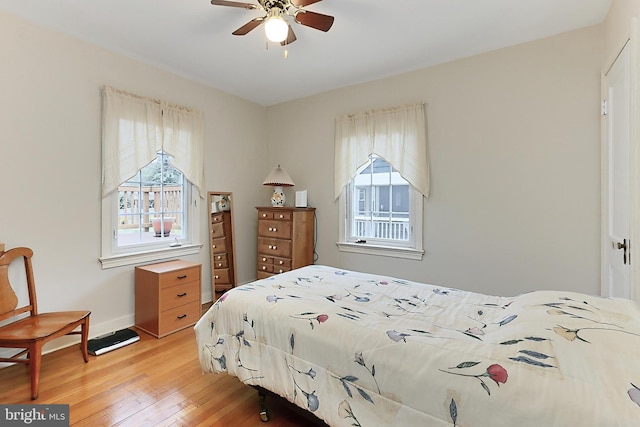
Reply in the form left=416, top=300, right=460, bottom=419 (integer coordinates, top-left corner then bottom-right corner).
left=349, top=155, right=410, bottom=244
left=117, top=151, right=185, bottom=247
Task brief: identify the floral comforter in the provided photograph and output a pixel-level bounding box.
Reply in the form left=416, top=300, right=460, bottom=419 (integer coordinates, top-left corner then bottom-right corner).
left=194, top=265, right=640, bottom=426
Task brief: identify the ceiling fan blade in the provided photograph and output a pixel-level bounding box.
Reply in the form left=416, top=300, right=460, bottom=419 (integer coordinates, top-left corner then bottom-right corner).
left=295, top=10, right=334, bottom=32
left=281, top=25, right=297, bottom=46
left=232, top=17, right=265, bottom=35
left=290, top=0, right=322, bottom=6
left=210, top=0, right=259, bottom=10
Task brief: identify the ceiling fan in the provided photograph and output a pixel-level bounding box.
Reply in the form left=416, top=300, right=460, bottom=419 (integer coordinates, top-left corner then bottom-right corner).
left=210, top=0, right=334, bottom=45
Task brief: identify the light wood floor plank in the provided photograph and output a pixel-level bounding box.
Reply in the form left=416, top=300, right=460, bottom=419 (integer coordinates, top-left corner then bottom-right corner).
left=0, top=313, right=325, bottom=427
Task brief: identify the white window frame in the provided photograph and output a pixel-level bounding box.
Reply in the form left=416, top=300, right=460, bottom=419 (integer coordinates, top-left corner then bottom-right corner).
left=337, top=184, right=424, bottom=260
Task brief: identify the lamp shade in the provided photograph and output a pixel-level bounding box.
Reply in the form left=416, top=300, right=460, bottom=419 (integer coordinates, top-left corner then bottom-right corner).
left=263, top=165, right=294, bottom=207
left=263, top=165, right=295, bottom=187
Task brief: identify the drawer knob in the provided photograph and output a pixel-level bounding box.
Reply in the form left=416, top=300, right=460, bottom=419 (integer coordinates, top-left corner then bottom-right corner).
left=279, top=260, right=284, bottom=265
left=262, top=266, right=267, bottom=270
left=262, top=257, right=267, bottom=262
left=279, top=214, right=284, bottom=219
left=279, top=269, right=283, bottom=273
left=177, top=314, right=187, bottom=319
left=218, top=263, right=223, bottom=267
left=216, top=256, right=221, bottom=260
left=214, top=275, right=219, bottom=279
left=212, top=245, right=216, bottom=248
left=262, top=213, right=267, bottom=217
left=272, top=246, right=277, bottom=250
left=177, top=292, right=187, bottom=297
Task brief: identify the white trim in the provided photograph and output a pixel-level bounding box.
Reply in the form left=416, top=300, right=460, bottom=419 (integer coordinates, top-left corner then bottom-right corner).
left=336, top=241, right=424, bottom=260
left=99, top=243, right=202, bottom=269
left=600, top=18, right=640, bottom=303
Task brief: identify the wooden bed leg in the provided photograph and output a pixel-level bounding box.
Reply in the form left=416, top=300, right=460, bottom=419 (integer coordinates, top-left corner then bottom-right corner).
left=257, top=388, right=270, bottom=422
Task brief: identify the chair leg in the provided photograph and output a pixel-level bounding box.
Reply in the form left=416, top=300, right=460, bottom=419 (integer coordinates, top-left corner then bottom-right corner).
left=29, top=342, right=43, bottom=400
left=81, top=317, right=90, bottom=363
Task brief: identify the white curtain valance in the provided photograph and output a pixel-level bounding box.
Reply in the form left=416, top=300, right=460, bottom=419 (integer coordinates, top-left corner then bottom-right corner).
left=101, top=86, right=205, bottom=198
left=334, top=103, right=430, bottom=200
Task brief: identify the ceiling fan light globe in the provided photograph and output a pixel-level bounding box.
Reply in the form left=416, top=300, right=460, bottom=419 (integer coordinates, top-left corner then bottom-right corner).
left=265, top=15, right=289, bottom=42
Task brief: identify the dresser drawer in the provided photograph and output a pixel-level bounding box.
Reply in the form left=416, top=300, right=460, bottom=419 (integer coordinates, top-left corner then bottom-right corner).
left=157, top=266, right=200, bottom=288
left=258, top=255, right=272, bottom=264
left=213, top=258, right=228, bottom=269
left=258, top=219, right=291, bottom=239
left=211, top=238, right=228, bottom=254
left=257, top=271, right=273, bottom=280
left=211, top=212, right=225, bottom=224
left=160, top=280, right=200, bottom=311
left=258, top=237, right=291, bottom=258
left=257, top=210, right=292, bottom=221
left=273, top=257, right=291, bottom=268
left=158, top=302, right=201, bottom=337
left=211, top=221, right=226, bottom=238
left=213, top=268, right=231, bottom=284
left=213, top=253, right=228, bottom=263
left=258, top=262, right=274, bottom=273
left=272, top=265, right=291, bottom=274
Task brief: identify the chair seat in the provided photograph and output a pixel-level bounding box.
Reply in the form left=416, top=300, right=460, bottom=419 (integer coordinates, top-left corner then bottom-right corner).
left=0, top=311, right=90, bottom=342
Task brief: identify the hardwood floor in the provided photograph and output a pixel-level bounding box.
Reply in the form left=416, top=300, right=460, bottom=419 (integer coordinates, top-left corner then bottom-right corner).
left=0, top=310, right=324, bottom=427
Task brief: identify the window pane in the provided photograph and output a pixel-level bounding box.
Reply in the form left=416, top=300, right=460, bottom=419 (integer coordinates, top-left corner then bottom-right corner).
left=350, top=155, right=410, bottom=242
left=117, top=151, right=184, bottom=246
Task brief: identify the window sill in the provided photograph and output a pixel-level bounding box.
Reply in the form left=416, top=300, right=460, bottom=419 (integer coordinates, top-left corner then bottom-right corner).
left=336, top=241, right=424, bottom=260
left=99, top=243, right=202, bottom=269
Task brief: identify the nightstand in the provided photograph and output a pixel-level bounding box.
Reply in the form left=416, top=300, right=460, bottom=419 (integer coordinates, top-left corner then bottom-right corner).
left=134, top=259, right=202, bottom=338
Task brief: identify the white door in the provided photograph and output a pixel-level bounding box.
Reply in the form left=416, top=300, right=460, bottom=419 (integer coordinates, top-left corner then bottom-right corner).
left=603, top=42, right=631, bottom=299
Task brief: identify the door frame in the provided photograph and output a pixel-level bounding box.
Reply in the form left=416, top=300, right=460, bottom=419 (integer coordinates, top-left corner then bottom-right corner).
left=601, top=18, right=640, bottom=303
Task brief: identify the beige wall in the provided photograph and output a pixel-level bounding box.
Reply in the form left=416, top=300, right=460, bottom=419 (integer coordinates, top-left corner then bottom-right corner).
left=267, top=25, right=604, bottom=297
left=0, top=5, right=625, bottom=345
left=0, top=12, right=266, bottom=339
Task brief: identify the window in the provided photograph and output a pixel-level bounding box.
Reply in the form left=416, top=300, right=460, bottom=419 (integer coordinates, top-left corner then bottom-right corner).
left=339, top=155, right=424, bottom=259
left=117, top=151, right=185, bottom=246
left=335, top=103, right=428, bottom=259
left=100, top=87, right=203, bottom=268
left=350, top=155, right=411, bottom=244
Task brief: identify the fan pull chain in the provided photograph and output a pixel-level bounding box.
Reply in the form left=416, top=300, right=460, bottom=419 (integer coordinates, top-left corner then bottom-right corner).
left=284, top=48, right=288, bottom=59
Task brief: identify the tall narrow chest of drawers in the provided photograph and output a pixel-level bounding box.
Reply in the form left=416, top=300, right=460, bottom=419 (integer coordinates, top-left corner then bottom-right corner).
left=256, top=206, right=316, bottom=279
left=209, top=210, right=235, bottom=293
left=135, top=259, right=201, bottom=338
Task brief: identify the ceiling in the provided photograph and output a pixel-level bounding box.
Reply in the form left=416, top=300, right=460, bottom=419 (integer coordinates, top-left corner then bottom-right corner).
left=0, top=0, right=612, bottom=106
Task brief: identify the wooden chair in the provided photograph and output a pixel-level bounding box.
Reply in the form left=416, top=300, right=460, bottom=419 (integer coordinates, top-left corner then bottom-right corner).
left=0, top=246, right=90, bottom=400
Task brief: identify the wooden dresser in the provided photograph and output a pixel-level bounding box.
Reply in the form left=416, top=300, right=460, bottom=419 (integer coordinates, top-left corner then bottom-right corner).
left=256, top=206, right=316, bottom=279
left=209, top=210, right=235, bottom=293
left=134, top=259, right=201, bottom=338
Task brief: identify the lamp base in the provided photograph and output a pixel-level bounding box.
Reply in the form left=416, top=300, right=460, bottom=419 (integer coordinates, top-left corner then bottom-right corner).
left=271, top=186, right=285, bottom=207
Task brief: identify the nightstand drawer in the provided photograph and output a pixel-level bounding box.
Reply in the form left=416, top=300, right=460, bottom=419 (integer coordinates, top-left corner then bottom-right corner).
left=160, top=280, right=200, bottom=310
left=157, top=266, right=200, bottom=288
left=158, top=303, right=201, bottom=337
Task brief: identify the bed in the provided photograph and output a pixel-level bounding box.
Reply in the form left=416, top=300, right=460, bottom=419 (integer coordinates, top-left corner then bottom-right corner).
left=194, top=265, right=640, bottom=426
